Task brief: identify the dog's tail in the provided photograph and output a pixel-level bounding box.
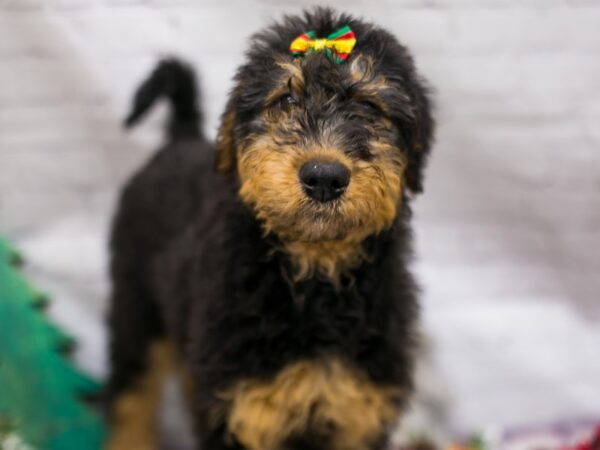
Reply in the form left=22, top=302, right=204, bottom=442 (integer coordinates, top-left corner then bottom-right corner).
left=124, top=58, right=202, bottom=141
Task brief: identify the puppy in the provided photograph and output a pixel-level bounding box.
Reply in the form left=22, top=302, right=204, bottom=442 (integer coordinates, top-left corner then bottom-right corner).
left=106, top=7, right=434, bottom=450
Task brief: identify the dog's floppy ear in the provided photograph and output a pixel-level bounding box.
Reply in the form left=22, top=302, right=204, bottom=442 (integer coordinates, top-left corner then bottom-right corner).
left=215, top=100, right=237, bottom=174
left=350, top=53, right=434, bottom=194
left=403, top=78, right=434, bottom=194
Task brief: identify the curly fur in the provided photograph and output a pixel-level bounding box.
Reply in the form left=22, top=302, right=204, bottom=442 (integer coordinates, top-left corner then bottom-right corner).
left=215, top=359, right=403, bottom=450
left=106, top=8, right=434, bottom=450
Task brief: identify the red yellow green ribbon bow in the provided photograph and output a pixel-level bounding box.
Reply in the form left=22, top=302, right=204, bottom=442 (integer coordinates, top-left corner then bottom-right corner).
left=290, top=25, right=356, bottom=64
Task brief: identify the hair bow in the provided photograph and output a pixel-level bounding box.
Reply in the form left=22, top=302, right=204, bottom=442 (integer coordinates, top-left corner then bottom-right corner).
left=289, top=25, right=356, bottom=64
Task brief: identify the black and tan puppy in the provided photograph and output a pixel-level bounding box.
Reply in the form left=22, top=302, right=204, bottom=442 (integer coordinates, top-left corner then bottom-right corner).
left=106, top=7, right=434, bottom=450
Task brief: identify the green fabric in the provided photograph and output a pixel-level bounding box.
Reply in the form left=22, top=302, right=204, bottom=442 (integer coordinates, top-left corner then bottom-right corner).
left=326, top=25, right=351, bottom=40
left=0, top=237, right=106, bottom=450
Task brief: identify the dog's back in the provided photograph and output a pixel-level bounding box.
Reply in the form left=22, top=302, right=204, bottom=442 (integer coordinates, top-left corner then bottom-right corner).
left=105, top=60, right=216, bottom=434
left=109, top=59, right=216, bottom=270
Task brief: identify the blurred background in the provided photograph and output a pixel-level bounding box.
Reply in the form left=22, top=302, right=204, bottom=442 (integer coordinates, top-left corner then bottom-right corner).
left=1, top=0, right=599, bottom=439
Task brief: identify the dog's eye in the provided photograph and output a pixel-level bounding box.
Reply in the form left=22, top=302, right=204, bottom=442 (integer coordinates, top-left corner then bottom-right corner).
left=361, top=100, right=382, bottom=114
left=280, top=93, right=299, bottom=110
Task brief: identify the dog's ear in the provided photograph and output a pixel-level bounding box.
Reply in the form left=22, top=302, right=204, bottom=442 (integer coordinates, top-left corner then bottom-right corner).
left=402, top=78, right=434, bottom=194
left=215, top=100, right=237, bottom=174
left=350, top=53, right=434, bottom=194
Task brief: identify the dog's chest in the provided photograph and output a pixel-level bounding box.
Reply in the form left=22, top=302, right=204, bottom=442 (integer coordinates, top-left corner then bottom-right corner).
left=255, top=270, right=378, bottom=355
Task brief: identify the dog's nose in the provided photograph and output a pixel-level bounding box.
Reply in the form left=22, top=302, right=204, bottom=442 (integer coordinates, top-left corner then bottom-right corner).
left=299, top=160, right=350, bottom=202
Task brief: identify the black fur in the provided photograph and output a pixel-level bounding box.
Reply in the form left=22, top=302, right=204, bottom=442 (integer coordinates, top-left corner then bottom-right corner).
left=124, top=58, right=202, bottom=140
left=107, top=8, right=434, bottom=450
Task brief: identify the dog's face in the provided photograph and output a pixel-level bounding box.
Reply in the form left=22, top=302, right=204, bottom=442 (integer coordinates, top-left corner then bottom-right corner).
left=217, top=9, right=433, bottom=245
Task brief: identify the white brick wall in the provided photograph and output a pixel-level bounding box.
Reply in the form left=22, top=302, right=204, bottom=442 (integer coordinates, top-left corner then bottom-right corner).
left=1, top=0, right=599, bottom=434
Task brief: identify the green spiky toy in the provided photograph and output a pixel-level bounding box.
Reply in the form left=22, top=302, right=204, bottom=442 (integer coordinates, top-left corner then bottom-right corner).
left=0, top=236, right=106, bottom=450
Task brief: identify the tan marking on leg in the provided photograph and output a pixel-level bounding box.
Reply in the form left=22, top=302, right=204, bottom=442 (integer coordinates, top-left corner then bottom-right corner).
left=105, top=340, right=176, bottom=450
left=216, top=359, right=404, bottom=450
